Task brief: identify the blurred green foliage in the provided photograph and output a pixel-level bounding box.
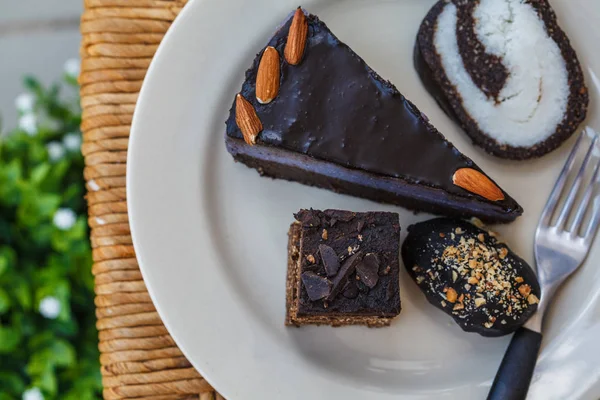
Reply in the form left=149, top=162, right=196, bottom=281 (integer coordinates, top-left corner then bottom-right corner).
left=0, top=74, right=101, bottom=399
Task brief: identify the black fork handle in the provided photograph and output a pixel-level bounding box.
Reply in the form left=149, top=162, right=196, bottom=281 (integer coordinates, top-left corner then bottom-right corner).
left=487, top=327, right=543, bottom=400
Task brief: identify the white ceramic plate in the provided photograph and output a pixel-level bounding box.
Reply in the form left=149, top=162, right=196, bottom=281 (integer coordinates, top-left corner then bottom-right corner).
left=127, top=0, right=600, bottom=398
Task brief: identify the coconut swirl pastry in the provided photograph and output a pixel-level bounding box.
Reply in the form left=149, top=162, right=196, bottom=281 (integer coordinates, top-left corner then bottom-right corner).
left=415, top=0, right=588, bottom=159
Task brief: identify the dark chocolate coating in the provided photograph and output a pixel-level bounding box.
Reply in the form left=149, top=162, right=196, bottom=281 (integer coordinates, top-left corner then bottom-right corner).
left=402, top=218, right=540, bottom=337
left=294, top=209, right=401, bottom=317
left=415, top=0, right=588, bottom=160
left=225, top=9, right=522, bottom=221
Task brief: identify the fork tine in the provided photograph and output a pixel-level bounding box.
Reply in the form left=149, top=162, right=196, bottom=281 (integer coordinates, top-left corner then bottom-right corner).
left=540, top=130, right=586, bottom=227
left=569, top=156, right=600, bottom=234
left=584, top=152, right=600, bottom=241
left=584, top=189, right=600, bottom=243
left=555, top=134, right=599, bottom=229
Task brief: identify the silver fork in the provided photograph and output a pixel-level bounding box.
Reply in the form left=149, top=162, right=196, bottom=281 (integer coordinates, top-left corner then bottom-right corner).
left=488, top=128, right=600, bottom=400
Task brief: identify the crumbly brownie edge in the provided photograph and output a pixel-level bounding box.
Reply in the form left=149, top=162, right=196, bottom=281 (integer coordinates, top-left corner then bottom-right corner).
left=285, top=222, right=302, bottom=326
left=289, top=314, right=392, bottom=328
left=226, top=136, right=522, bottom=223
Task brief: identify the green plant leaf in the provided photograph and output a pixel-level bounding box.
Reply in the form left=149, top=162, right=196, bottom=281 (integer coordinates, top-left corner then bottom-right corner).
left=33, top=367, right=57, bottom=396
left=0, top=326, right=22, bottom=353
left=12, top=278, right=32, bottom=310
left=0, top=288, right=11, bottom=314
left=0, top=246, right=17, bottom=277
left=17, top=191, right=61, bottom=227
left=30, top=163, right=51, bottom=186
left=23, top=75, right=42, bottom=94
left=50, top=339, right=76, bottom=367
left=1, top=73, right=101, bottom=399
left=0, top=371, right=25, bottom=395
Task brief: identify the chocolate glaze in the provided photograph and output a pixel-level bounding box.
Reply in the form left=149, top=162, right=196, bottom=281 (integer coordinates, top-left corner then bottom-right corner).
left=225, top=11, right=519, bottom=210
left=402, top=218, right=540, bottom=337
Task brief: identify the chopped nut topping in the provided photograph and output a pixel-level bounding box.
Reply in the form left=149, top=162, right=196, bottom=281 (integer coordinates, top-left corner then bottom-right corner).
left=499, top=248, right=508, bottom=259
left=501, top=320, right=507, bottom=325
left=422, top=224, right=536, bottom=324
left=527, top=294, right=540, bottom=304
left=441, top=300, right=447, bottom=307
left=475, top=297, right=487, bottom=308
left=518, top=284, right=531, bottom=298
left=446, top=287, right=458, bottom=303
left=412, top=265, right=421, bottom=272
left=439, top=232, right=445, bottom=238
left=306, top=254, right=316, bottom=264
left=358, top=234, right=363, bottom=242
left=416, top=276, right=425, bottom=284
left=321, top=229, right=328, bottom=240
left=484, top=321, right=494, bottom=329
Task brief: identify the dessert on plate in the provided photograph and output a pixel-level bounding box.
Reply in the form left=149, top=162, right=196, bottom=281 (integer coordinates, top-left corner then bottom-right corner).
left=402, top=218, right=540, bottom=337
left=286, top=209, right=401, bottom=327
left=415, top=0, right=588, bottom=159
left=225, top=7, right=523, bottom=223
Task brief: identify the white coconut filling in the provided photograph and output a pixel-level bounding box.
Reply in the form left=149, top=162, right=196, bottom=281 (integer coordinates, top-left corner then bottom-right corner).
left=434, top=0, right=569, bottom=148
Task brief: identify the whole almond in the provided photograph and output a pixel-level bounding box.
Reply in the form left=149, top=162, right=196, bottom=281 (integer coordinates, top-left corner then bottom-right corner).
left=235, top=94, right=262, bottom=145
left=452, top=168, right=505, bottom=201
left=284, top=8, right=308, bottom=65
left=256, top=46, right=280, bottom=104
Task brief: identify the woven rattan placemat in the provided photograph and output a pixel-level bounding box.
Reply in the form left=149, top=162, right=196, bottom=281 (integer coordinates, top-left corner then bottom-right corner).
left=80, top=1, right=221, bottom=398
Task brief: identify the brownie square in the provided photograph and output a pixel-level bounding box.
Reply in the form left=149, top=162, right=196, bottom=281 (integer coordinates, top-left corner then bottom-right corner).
left=286, top=209, right=401, bottom=327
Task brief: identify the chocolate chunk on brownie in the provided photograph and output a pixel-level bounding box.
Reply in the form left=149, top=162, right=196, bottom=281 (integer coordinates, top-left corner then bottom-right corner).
left=286, top=209, right=401, bottom=327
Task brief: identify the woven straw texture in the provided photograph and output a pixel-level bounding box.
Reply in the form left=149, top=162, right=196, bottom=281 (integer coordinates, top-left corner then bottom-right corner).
left=80, top=1, right=222, bottom=398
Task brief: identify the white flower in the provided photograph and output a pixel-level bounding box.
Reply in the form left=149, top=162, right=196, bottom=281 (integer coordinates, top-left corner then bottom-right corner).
left=62, top=133, right=82, bottom=152
left=22, top=388, right=44, bottom=400
left=46, top=142, right=65, bottom=161
left=53, top=208, right=77, bottom=230
left=15, top=93, right=35, bottom=113
left=39, top=296, right=61, bottom=319
left=18, top=113, right=37, bottom=136
left=64, top=58, right=80, bottom=78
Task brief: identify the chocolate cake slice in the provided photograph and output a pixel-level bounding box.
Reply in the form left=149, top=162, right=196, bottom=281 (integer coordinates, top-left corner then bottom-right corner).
left=415, top=0, right=588, bottom=159
left=225, top=7, right=523, bottom=222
